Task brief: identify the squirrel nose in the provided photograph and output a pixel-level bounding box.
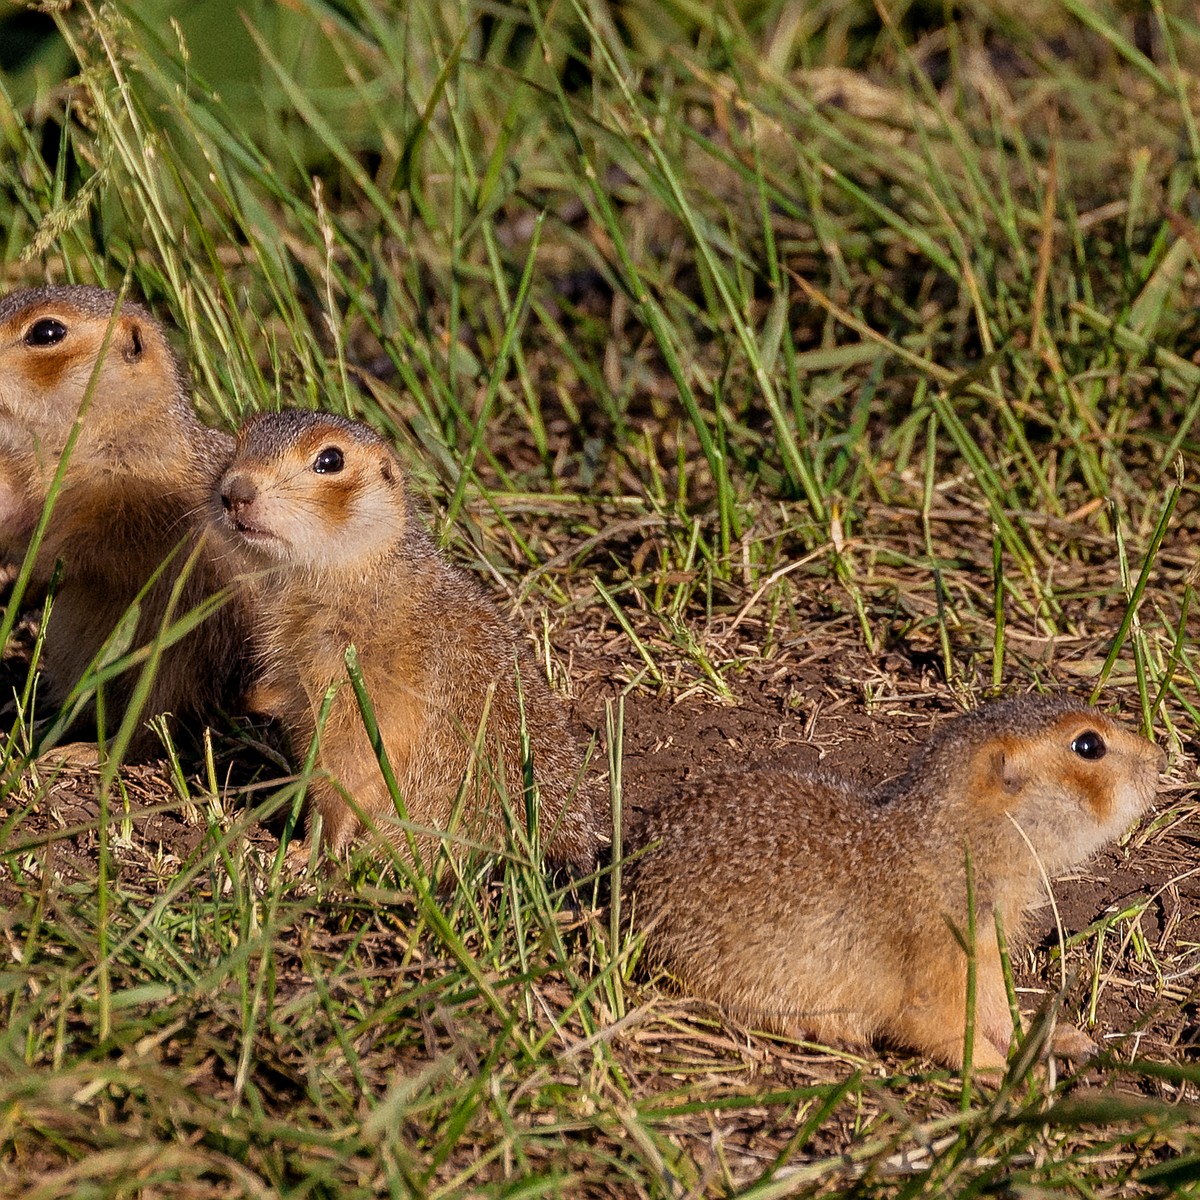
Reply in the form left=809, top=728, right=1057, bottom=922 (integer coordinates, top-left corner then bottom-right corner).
left=221, top=473, right=258, bottom=516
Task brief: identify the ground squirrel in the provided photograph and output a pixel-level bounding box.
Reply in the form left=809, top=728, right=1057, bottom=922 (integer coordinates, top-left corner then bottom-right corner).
left=626, top=695, right=1164, bottom=1070
left=0, top=285, right=247, bottom=745
left=210, top=408, right=605, bottom=872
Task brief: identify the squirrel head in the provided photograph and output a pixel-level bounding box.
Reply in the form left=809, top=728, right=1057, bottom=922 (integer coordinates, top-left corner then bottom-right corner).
left=0, top=286, right=188, bottom=458
left=215, top=409, right=408, bottom=574
left=914, top=695, right=1165, bottom=875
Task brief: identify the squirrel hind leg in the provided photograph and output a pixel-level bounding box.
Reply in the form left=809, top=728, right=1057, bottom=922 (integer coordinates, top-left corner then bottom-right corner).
left=308, top=785, right=362, bottom=857
left=282, top=837, right=320, bottom=874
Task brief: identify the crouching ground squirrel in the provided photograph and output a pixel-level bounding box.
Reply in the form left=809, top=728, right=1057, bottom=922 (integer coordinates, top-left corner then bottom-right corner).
left=211, top=409, right=605, bottom=872
left=627, top=695, right=1164, bottom=1070
left=0, top=285, right=248, bottom=744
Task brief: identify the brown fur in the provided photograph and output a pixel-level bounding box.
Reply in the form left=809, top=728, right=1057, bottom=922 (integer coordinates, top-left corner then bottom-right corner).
left=0, top=285, right=249, bottom=748
left=626, top=695, right=1165, bottom=1070
left=210, top=409, right=606, bottom=872
left=0, top=428, right=44, bottom=560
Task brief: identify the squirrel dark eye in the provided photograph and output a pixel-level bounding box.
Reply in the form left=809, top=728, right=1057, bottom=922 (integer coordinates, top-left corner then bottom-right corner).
left=313, top=446, right=344, bottom=474
left=1071, top=730, right=1106, bottom=761
left=24, top=318, right=68, bottom=347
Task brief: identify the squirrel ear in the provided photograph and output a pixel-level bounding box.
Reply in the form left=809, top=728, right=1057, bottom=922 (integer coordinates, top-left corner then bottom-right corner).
left=122, top=320, right=145, bottom=364
left=994, top=747, right=1024, bottom=794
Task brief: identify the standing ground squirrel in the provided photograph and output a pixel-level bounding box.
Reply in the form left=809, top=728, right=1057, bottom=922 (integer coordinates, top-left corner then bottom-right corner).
left=210, top=408, right=605, bottom=872
left=626, top=695, right=1164, bottom=1070
left=0, top=285, right=248, bottom=744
